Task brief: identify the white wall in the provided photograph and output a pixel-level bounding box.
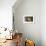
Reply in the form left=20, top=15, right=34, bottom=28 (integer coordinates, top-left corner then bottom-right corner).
left=0, top=0, right=16, bottom=30
left=41, top=0, right=46, bottom=46
left=13, top=0, right=41, bottom=46
left=13, top=1, right=46, bottom=46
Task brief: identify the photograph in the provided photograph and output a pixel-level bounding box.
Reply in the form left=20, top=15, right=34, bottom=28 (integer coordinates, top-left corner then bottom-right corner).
left=23, top=15, right=34, bottom=23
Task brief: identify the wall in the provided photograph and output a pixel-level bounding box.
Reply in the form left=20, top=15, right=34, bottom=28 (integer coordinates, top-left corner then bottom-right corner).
left=41, top=0, right=46, bottom=46
left=0, top=0, right=16, bottom=30
left=13, top=0, right=41, bottom=46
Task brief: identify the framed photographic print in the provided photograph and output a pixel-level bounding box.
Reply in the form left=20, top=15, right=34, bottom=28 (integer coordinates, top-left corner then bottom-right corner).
left=23, top=15, right=34, bottom=23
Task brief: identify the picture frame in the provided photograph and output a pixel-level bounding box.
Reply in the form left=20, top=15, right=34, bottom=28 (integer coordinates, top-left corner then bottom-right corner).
left=23, top=15, right=34, bottom=23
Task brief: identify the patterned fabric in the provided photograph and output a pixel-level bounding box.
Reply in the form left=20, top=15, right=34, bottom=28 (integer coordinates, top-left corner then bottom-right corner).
left=25, top=40, right=35, bottom=46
